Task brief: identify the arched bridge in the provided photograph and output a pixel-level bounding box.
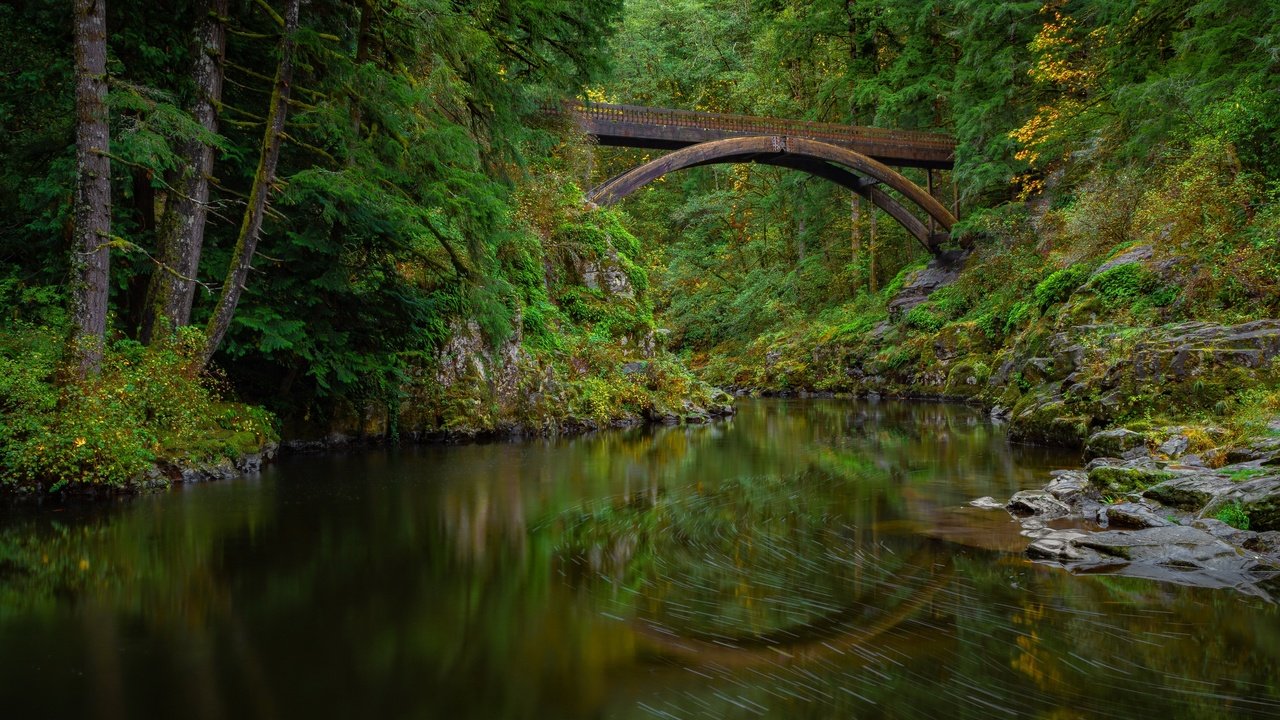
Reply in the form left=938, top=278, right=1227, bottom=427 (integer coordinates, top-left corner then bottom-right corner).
left=568, top=103, right=959, bottom=252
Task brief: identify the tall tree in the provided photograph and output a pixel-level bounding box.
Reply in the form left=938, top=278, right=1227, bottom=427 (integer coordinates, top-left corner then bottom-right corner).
left=201, top=0, right=300, bottom=366
left=140, top=0, right=229, bottom=343
left=69, top=0, right=111, bottom=377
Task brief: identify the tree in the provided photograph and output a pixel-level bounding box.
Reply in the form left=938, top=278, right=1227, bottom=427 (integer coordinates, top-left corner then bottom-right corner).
left=140, top=0, right=229, bottom=343
left=201, top=0, right=300, bottom=367
left=69, top=0, right=111, bottom=377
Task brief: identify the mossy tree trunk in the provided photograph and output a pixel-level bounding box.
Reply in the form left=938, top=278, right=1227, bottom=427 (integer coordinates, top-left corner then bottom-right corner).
left=201, top=0, right=300, bottom=367
left=69, top=0, right=111, bottom=377
left=141, top=0, right=229, bottom=344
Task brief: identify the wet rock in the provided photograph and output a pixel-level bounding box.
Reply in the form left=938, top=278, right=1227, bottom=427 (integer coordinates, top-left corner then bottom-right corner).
left=1191, top=518, right=1255, bottom=545
left=969, top=496, right=1004, bottom=510
left=1089, top=465, right=1174, bottom=494
left=1142, top=473, right=1236, bottom=510
left=990, top=405, right=1011, bottom=422
left=1104, top=502, right=1174, bottom=529
left=1045, top=470, right=1089, bottom=504
left=1200, top=474, right=1280, bottom=531
left=1029, top=524, right=1280, bottom=595
left=1027, top=530, right=1099, bottom=562
left=1086, top=428, right=1147, bottom=460
left=1006, top=490, right=1071, bottom=519
left=1244, top=531, right=1280, bottom=555
left=1076, top=526, right=1227, bottom=563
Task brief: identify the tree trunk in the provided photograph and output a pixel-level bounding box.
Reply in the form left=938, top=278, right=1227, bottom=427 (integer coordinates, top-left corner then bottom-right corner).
left=850, top=194, right=861, bottom=259
left=347, top=0, right=373, bottom=143
left=868, top=207, right=878, bottom=293
left=69, top=0, right=111, bottom=377
left=141, top=0, right=228, bottom=343
left=202, top=0, right=300, bottom=367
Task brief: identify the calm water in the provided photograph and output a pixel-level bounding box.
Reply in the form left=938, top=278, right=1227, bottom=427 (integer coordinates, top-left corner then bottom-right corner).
left=2, top=398, right=1279, bottom=719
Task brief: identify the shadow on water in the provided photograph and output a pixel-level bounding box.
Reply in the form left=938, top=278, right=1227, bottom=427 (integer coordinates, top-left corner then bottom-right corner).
left=1, top=398, right=1279, bottom=718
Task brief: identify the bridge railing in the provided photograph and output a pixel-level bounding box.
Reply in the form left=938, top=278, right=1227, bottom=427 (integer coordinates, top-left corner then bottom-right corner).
left=571, top=102, right=955, bottom=150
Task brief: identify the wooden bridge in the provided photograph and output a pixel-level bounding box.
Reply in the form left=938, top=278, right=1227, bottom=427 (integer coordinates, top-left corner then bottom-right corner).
left=566, top=103, right=959, bottom=252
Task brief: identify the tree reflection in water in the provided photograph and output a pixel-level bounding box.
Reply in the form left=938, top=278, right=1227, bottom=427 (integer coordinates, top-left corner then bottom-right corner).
left=1, top=399, right=1278, bottom=718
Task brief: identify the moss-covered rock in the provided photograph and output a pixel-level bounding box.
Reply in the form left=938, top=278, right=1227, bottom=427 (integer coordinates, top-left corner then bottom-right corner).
left=1089, top=465, right=1175, bottom=494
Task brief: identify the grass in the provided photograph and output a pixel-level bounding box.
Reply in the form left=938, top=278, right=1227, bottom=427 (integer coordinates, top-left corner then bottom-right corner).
left=1215, top=502, right=1251, bottom=531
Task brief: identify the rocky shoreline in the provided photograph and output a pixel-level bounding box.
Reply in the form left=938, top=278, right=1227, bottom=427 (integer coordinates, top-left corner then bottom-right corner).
left=970, top=425, right=1280, bottom=597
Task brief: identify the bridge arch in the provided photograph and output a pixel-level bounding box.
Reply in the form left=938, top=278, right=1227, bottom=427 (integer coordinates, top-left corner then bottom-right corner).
left=588, top=136, right=958, bottom=252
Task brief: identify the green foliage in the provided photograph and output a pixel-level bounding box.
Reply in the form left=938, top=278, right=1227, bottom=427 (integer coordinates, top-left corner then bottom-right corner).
left=0, top=326, right=276, bottom=493
left=1216, top=502, right=1251, bottom=531
left=904, top=305, right=946, bottom=332
left=1034, top=264, right=1090, bottom=310
left=1088, top=263, right=1178, bottom=312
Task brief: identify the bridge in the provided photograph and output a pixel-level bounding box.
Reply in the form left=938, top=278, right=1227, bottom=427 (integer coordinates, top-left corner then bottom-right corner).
left=567, top=103, right=959, bottom=252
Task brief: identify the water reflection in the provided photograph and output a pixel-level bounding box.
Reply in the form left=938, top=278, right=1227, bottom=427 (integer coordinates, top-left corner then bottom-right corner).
left=0, top=399, right=1278, bottom=718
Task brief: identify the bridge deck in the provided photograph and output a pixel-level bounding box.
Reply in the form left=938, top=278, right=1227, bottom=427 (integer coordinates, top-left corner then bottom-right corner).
left=571, top=102, right=954, bottom=170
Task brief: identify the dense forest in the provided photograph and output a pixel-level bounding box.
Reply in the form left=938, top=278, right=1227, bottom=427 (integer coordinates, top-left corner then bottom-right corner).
left=2, top=0, right=1279, bottom=493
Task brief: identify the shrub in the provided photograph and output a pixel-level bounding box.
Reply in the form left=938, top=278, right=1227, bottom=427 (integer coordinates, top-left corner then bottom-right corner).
left=1, top=327, right=276, bottom=493
left=1215, top=502, right=1251, bottom=531
left=1033, top=264, right=1090, bottom=309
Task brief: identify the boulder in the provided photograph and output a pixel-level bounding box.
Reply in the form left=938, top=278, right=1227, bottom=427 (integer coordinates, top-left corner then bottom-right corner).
left=1201, top=474, right=1280, bottom=531
left=969, top=496, right=1005, bottom=510
left=1027, top=530, right=1097, bottom=562
left=1142, top=473, right=1236, bottom=510
left=1086, top=428, right=1147, bottom=459
left=1104, top=502, right=1174, bottom=529
left=1045, top=470, right=1089, bottom=504
left=1089, top=465, right=1174, bottom=494
left=1006, top=490, right=1071, bottom=519
left=1157, top=434, right=1190, bottom=458
left=1029, top=525, right=1280, bottom=593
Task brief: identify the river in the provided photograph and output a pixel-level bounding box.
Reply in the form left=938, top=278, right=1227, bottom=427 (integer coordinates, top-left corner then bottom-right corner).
left=2, top=398, right=1278, bottom=718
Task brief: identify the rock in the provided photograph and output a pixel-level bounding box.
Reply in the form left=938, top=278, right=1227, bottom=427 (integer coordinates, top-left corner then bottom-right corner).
left=990, top=405, right=1011, bottom=421
left=1092, top=246, right=1153, bottom=277
left=1104, top=502, right=1173, bottom=529
left=1158, top=434, right=1190, bottom=458
left=579, top=251, right=635, bottom=299
left=1077, top=526, right=1268, bottom=569
left=1244, top=531, right=1280, bottom=555
left=886, top=249, right=970, bottom=319
left=1201, top=474, right=1280, bottom=531
left=621, top=361, right=649, bottom=375
left=1006, top=490, right=1071, bottom=519
left=1085, top=457, right=1122, bottom=472
left=969, top=496, right=1005, bottom=510
left=1031, top=525, right=1280, bottom=594
left=1132, top=319, right=1280, bottom=382
left=1089, top=465, right=1173, bottom=494
left=1044, top=470, right=1088, bottom=504
left=1142, top=473, right=1236, bottom=510
left=1027, top=530, right=1099, bottom=562
left=1086, top=428, right=1147, bottom=460
left=1021, top=357, right=1054, bottom=385
left=1191, top=518, right=1255, bottom=545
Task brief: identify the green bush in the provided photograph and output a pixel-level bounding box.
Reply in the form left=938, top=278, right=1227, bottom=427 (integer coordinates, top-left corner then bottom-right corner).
left=903, top=305, right=946, bottom=332
left=1215, top=502, right=1251, bottom=531
left=0, top=326, right=277, bottom=493
left=1034, top=264, right=1090, bottom=309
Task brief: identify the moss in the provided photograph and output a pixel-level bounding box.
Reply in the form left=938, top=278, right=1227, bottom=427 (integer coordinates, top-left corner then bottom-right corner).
left=1088, top=466, right=1174, bottom=494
